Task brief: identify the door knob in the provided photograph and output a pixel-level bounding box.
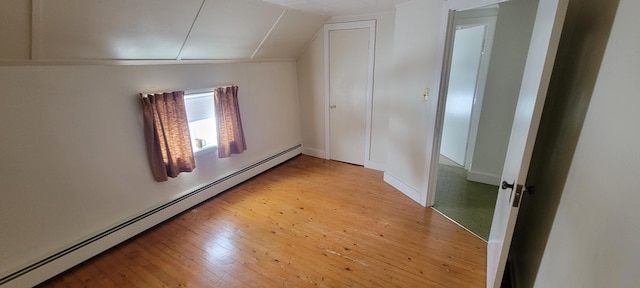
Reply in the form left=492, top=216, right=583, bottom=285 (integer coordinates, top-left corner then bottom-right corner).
left=501, top=180, right=514, bottom=190
left=330, top=105, right=337, bottom=109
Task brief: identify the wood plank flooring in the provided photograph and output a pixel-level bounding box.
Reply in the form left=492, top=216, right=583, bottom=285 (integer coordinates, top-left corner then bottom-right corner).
left=38, top=155, right=486, bottom=287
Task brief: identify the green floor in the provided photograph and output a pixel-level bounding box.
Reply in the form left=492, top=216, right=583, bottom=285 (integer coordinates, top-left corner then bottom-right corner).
left=434, top=164, right=498, bottom=240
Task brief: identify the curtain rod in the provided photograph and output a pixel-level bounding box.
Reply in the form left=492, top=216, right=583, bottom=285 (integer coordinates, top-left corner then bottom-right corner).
left=141, top=84, right=236, bottom=98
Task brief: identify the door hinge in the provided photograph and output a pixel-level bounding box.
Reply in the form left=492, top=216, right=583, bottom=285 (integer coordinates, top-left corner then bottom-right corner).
left=512, top=184, right=524, bottom=208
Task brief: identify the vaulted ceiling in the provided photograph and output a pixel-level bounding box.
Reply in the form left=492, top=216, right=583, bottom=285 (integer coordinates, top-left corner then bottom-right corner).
left=0, top=0, right=406, bottom=62
left=263, top=0, right=408, bottom=17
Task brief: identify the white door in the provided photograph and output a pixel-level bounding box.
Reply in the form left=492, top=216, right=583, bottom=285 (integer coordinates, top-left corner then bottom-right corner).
left=487, top=0, right=569, bottom=287
left=328, top=27, right=370, bottom=165
left=441, top=24, right=487, bottom=166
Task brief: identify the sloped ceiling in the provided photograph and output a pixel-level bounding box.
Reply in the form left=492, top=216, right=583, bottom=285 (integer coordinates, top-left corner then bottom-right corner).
left=263, top=0, right=409, bottom=17
left=179, top=0, right=286, bottom=60
left=37, top=0, right=205, bottom=60
left=0, top=0, right=403, bottom=62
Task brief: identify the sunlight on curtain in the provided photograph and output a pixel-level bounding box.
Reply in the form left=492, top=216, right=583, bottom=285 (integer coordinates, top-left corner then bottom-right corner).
left=141, top=91, right=196, bottom=182
left=214, top=85, right=247, bottom=158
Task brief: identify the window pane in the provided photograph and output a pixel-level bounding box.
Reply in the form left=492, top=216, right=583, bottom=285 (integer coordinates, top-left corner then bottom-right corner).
left=184, top=90, right=217, bottom=153
left=189, top=117, right=217, bottom=152
left=185, top=93, right=215, bottom=122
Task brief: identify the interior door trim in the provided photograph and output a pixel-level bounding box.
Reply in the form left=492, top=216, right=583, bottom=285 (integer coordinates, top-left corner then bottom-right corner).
left=426, top=0, right=509, bottom=208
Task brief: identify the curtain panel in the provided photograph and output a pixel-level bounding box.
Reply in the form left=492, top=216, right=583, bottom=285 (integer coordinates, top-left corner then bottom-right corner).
left=214, top=85, right=247, bottom=158
left=141, top=91, right=196, bottom=182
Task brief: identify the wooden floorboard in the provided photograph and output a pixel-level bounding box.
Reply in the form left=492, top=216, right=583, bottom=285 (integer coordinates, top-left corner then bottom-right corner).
left=37, top=155, right=486, bottom=287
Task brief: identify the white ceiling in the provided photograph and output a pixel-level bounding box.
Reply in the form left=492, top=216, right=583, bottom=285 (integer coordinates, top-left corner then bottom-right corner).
left=263, top=0, right=409, bottom=17
left=1, top=0, right=405, bottom=61
left=38, top=0, right=205, bottom=60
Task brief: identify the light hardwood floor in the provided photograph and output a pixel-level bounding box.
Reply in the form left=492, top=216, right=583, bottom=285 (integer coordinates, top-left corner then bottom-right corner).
left=38, top=155, right=486, bottom=287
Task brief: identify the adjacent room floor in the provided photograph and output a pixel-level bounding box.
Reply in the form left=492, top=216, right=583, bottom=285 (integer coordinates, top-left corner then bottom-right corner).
left=434, top=156, right=499, bottom=240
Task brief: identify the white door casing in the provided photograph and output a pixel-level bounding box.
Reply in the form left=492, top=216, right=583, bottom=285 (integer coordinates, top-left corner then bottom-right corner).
left=324, top=21, right=376, bottom=167
left=428, top=0, right=511, bottom=210
left=425, top=0, right=569, bottom=287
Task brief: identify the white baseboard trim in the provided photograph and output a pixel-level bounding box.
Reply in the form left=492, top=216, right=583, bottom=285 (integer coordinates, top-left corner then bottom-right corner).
left=0, top=145, right=302, bottom=288
left=365, top=160, right=385, bottom=171
left=467, top=170, right=501, bottom=186
left=302, top=147, right=326, bottom=159
left=383, top=172, right=423, bottom=206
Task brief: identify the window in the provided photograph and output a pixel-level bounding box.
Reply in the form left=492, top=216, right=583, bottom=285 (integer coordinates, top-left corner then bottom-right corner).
left=184, top=90, right=217, bottom=153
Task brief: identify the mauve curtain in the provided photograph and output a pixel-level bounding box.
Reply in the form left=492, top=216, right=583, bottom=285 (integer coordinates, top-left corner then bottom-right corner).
left=141, top=91, right=196, bottom=182
left=214, top=85, right=247, bottom=158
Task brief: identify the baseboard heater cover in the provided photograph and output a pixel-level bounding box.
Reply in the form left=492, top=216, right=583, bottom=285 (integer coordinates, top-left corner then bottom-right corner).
left=0, top=144, right=302, bottom=287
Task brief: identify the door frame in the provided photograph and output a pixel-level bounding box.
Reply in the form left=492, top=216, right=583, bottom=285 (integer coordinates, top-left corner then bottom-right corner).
left=323, top=20, right=376, bottom=168
left=426, top=0, right=509, bottom=207
left=441, top=14, right=497, bottom=170
left=426, top=0, right=568, bottom=287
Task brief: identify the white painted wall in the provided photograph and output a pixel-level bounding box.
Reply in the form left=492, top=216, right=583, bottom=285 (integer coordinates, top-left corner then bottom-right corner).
left=0, top=62, right=302, bottom=282
left=384, top=0, right=442, bottom=203
left=297, top=31, right=326, bottom=158
left=0, top=0, right=30, bottom=59
left=534, top=1, right=639, bottom=285
left=296, top=12, right=396, bottom=168
left=467, top=0, right=538, bottom=185
left=511, top=0, right=639, bottom=287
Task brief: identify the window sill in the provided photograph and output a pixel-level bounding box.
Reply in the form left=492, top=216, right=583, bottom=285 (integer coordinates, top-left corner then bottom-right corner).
left=194, top=145, right=218, bottom=157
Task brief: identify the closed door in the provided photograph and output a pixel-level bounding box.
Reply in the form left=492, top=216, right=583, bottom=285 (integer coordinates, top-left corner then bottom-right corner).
left=328, top=28, right=369, bottom=165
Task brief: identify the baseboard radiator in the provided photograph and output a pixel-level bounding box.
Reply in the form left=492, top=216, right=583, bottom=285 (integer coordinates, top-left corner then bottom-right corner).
left=0, top=144, right=302, bottom=288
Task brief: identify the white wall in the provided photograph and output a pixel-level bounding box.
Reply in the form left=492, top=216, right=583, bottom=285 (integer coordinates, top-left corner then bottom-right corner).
left=511, top=0, right=639, bottom=287
left=467, top=0, right=538, bottom=185
left=533, top=0, right=638, bottom=286
left=297, top=12, right=396, bottom=168
left=297, top=31, right=326, bottom=158
left=384, top=0, right=442, bottom=203
left=0, top=0, right=30, bottom=59
left=0, top=62, right=302, bottom=284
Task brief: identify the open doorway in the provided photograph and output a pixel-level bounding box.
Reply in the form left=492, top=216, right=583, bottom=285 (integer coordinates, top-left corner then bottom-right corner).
left=432, top=1, right=539, bottom=240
